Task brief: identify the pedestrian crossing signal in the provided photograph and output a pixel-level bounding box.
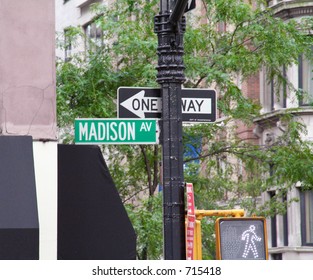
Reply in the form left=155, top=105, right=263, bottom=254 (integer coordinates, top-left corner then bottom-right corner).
left=215, top=217, right=268, bottom=260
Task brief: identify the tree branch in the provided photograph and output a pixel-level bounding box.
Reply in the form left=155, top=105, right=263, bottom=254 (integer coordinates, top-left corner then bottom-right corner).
left=140, top=145, right=153, bottom=196
left=122, top=186, right=150, bottom=204
left=183, top=144, right=271, bottom=164
left=152, top=146, right=159, bottom=195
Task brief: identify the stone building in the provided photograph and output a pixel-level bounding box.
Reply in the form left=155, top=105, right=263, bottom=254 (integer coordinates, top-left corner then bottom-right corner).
left=253, top=0, right=313, bottom=259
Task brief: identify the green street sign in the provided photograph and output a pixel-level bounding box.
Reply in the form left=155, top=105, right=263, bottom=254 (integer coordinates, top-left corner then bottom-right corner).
left=75, top=118, right=158, bottom=144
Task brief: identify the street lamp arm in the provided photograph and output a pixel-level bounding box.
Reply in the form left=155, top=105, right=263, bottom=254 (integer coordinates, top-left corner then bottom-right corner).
left=169, top=0, right=188, bottom=25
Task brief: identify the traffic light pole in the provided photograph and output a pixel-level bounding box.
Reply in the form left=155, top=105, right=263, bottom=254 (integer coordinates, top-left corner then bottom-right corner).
left=154, top=0, right=188, bottom=259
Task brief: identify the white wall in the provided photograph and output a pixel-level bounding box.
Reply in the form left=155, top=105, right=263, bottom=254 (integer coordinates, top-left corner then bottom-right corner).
left=33, top=141, right=58, bottom=260
left=0, top=0, right=57, bottom=140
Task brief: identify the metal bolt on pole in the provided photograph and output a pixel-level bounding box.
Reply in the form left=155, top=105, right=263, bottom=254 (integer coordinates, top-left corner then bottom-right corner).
left=154, top=0, right=188, bottom=260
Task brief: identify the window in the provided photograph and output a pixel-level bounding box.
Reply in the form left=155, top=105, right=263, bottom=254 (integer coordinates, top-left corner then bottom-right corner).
left=217, top=21, right=226, bottom=33
left=84, top=21, right=104, bottom=53
left=282, top=194, right=288, bottom=246
left=272, top=253, right=282, bottom=260
left=267, top=66, right=287, bottom=112
left=298, top=54, right=313, bottom=106
left=64, top=29, right=72, bottom=62
left=269, top=191, right=277, bottom=247
left=300, top=190, right=313, bottom=246
left=282, top=65, right=287, bottom=108
left=269, top=79, right=274, bottom=111
left=183, top=136, right=201, bottom=176
left=268, top=191, right=288, bottom=247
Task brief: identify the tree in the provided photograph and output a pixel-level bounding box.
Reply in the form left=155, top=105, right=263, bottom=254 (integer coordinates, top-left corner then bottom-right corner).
left=56, top=0, right=313, bottom=259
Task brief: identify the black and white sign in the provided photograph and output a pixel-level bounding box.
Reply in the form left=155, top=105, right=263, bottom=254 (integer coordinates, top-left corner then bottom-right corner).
left=119, top=89, right=161, bottom=119
left=118, top=87, right=216, bottom=122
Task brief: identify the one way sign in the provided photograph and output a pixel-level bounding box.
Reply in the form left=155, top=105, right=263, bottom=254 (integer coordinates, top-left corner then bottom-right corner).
left=118, top=87, right=216, bottom=122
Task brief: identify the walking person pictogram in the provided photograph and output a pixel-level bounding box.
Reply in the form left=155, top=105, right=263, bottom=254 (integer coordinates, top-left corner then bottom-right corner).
left=241, top=225, right=261, bottom=258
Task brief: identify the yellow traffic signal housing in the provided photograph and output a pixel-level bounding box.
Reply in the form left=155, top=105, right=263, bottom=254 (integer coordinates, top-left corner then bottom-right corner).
left=215, top=217, right=268, bottom=260
left=185, top=209, right=245, bottom=260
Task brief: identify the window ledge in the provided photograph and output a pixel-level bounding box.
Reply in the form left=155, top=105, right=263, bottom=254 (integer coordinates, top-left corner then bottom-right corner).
left=269, top=0, right=313, bottom=19
left=254, top=107, right=313, bottom=127
left=77, top=0, right=100, bottom=8
left=269, top=246, right=313, bottom=254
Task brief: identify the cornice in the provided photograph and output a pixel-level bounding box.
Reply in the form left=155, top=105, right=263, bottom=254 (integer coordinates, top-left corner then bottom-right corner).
left=254, top=107, right=313, bottom=127
left=269, top=0, right=313, bottom=19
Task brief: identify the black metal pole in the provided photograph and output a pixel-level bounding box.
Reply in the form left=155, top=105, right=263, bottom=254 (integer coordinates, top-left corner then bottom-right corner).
left=154, top=0, right=186, bottom=260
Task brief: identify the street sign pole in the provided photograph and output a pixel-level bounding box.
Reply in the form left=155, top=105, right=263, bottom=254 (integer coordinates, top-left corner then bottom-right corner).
left=154, top=0, right=188, bottom=260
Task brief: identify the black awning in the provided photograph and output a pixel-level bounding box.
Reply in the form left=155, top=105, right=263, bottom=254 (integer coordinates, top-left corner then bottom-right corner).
left=0, top=136, right=39, bottom=260
left=58, top=144, right=137, bottom=260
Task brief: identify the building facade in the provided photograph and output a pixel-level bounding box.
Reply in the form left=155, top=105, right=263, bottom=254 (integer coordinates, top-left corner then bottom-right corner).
left=56, top=0, right=110, bottom=61
left=254, top=0, right=313, bottom=260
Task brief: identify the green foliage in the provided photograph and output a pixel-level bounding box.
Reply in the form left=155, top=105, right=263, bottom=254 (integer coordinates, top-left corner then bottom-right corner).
left=56, top=52, right=117, bottom=128
left=56, top=0, right=313, bottom=259
left=125, top=194, right=163, bottom=259
left=106, top=145, right=160, bottom=202
left=201, top=218, right=217, bottom=260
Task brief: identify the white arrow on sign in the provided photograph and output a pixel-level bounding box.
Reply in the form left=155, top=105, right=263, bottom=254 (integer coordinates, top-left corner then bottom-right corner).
left=120, top=90, right=162, bottom=118
left=120, top=90, right=212, bottom=118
